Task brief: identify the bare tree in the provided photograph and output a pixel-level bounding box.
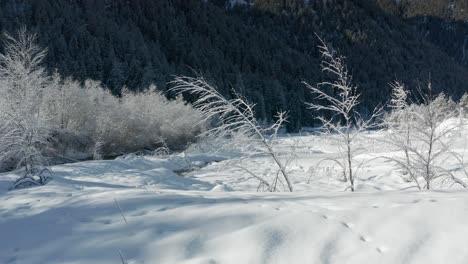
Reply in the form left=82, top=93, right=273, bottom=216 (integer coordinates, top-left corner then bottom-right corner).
left=303, top=38, right=382, bottom=192
left=171, top=75, right=294, bottom=192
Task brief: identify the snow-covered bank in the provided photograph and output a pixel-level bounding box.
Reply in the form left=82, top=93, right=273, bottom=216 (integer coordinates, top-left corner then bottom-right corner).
left=1, top=131, right=468, bottom=263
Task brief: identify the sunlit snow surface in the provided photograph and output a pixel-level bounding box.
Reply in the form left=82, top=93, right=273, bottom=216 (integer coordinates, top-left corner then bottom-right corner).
left=1, top=127, right=468, bottom=264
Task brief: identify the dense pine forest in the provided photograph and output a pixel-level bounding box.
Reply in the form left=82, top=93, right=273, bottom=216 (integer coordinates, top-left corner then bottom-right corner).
left=0, top=0, right=467, bottom=130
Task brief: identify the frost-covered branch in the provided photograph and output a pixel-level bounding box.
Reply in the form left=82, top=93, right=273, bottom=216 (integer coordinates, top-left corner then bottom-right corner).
left=303, top=37, right=382, bottom=192
left=171, top=75, right=294, bottom=192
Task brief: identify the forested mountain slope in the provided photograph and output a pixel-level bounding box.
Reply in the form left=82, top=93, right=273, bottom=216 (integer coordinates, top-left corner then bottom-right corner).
left=376, top=0, right=468, bottom=21
left=0, top=0, right=466, bottom=130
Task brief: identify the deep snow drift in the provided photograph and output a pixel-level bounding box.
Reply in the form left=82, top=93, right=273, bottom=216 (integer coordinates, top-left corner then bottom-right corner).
left=1, top=130, right=468, bottom=264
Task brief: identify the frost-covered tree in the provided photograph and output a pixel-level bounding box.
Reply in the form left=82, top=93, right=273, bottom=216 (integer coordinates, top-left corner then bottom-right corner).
left=172, top=75, right=294, bottom=192
left=303, top=38, right=382, bottom=192
left=383, top=81, right=419, bottom=187
left=458, top=93, right=468, bottom=117
left=0, top=28, right=52, bottom=187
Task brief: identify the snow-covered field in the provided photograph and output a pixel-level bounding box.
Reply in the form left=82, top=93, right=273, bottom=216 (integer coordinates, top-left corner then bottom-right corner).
left=1, top=130, right=468, bottom=264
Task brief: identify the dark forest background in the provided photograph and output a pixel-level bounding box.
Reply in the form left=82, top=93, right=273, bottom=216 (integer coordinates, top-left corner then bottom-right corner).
left=0, top=0, right=467, bottom=131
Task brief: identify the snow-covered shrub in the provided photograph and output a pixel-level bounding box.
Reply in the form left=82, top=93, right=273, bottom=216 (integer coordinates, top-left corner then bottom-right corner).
left=50, top=78, right=205, bottom=159
left=119, top=86, right=204, bottom=152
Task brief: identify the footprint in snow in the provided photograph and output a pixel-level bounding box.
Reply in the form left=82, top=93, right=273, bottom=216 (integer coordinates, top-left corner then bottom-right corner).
left=157, top=207, right=171, bottom=212
left=319, top=213, right=381, bottom=252
left=376, top=246, right=388, bottom=253
left=100, top=219, right=112, bottom=225
left=359, top=235, right=372, bottom=243
left=341, top=222, right=353, bottom=229
left=131, top=211, right=148, bottom=217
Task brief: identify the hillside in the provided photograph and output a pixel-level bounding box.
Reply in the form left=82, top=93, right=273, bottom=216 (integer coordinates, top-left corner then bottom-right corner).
left=0, top=0, right=466, bottom=130
left=376, top=0, right=468, bottom=68
left=376, top=0, right=468, bottom=21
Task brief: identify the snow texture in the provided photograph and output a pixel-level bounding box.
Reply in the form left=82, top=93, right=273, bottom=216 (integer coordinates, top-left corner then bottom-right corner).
left=2, top=129, right=468, bottom=263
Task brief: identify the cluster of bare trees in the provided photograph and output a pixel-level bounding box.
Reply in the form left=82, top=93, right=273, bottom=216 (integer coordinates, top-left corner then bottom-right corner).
left=173, top=37, right=468, bottom=192
left=0, top=29, right=204, bottom=188
left=304, top=40, right=468, bottom=191
left=302, top=38, right=468, bottom=191
left=3, top=28, right=468, bottom=192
